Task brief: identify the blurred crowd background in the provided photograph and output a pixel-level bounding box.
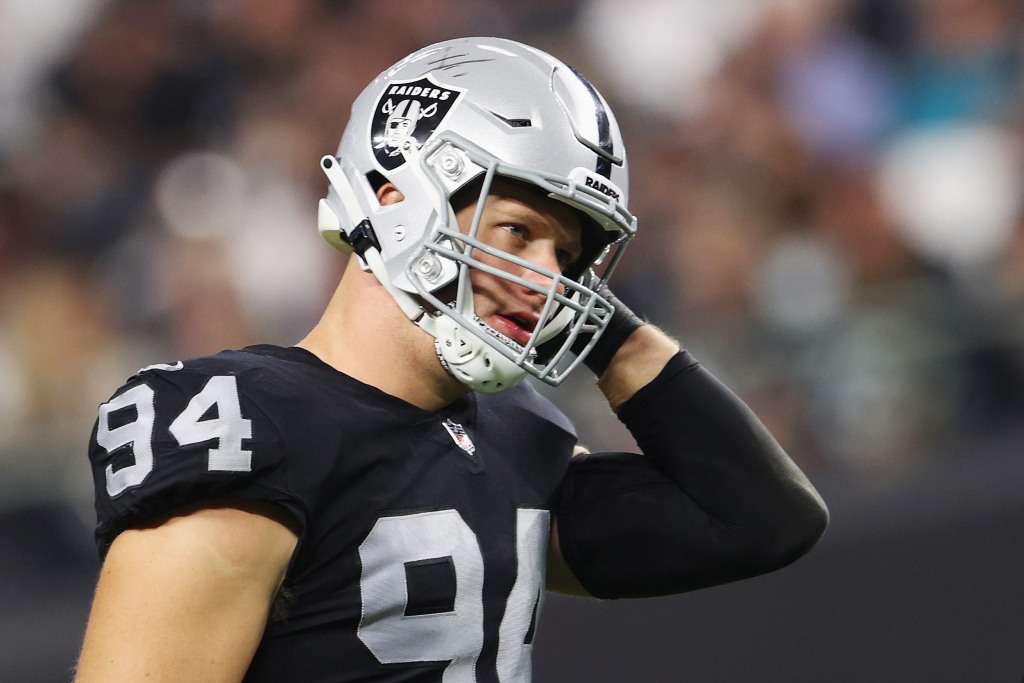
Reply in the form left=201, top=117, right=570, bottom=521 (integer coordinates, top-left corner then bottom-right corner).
left=2, top=0, right=1023, bottom=680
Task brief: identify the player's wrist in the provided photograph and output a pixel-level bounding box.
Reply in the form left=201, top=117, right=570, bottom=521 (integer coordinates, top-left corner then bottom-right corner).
left=596, top=327, right=680, bottom=411
left=574, top=283, right=644, bottom=376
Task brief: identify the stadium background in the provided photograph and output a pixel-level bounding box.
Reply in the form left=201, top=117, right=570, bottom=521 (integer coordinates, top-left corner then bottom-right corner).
left=1, top=0, right=1022, bottom=680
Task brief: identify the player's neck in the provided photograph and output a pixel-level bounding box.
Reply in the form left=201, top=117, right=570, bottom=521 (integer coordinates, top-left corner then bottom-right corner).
left=296, top=262, right=469, bottom=412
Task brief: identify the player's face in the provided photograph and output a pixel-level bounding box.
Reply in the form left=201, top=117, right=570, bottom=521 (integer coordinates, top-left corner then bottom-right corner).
left=455, top=179, right=583, bottom=347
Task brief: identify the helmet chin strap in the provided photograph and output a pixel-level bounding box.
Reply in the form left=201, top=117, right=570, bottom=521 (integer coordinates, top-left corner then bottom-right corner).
left=320, top=155, right=425, bottom=323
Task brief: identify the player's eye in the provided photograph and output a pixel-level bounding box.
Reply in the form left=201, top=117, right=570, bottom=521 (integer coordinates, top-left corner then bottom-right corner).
left=500, top=223, right=527, bottom=239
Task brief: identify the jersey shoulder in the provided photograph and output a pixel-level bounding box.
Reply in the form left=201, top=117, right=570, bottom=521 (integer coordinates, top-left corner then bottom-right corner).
left=125, top=344, right=306, bottom=387
left=88, top=345, right=312, bottom=556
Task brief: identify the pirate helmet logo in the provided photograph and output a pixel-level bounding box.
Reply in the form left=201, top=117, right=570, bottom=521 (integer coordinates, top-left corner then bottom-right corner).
left=371, top=76, right=465, bottom=171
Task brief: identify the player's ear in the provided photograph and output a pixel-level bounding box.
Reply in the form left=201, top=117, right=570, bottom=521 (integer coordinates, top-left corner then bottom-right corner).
left=377, top=183, right=405, bottom=206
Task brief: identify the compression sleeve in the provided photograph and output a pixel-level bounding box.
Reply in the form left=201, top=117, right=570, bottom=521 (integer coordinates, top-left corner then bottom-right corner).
left=556, top=351, right=828, bottom=599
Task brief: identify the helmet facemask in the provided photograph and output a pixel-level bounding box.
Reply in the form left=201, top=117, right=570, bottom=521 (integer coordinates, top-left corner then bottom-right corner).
left=407, top=134, right=633, bottom=391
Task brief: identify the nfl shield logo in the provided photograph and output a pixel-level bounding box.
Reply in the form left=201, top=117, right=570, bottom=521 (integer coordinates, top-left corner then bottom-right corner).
left=442, top=419, right=476, bottom=456
left=370, top=75, right=465, bottom=171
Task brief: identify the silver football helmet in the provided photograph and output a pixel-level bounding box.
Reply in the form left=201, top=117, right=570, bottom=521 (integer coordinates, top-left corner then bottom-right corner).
left=317, top=37, right=636, bottom=392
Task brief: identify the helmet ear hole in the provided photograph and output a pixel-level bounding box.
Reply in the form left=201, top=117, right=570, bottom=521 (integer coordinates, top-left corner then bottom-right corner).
left=366, top=170, right=388, bottom=194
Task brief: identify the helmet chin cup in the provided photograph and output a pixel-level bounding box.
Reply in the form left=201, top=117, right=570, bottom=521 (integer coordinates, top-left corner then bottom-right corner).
left=433, top=314, right=527, bottom=393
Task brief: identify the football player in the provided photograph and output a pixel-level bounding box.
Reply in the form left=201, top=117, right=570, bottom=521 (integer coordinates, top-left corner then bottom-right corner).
left=76, top=37, right=828, bottom=682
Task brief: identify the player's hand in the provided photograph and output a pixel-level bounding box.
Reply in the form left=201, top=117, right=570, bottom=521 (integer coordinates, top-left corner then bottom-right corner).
left=574, top=279, right=644, bottom=376
left=537, top=274, right=644, bottom=376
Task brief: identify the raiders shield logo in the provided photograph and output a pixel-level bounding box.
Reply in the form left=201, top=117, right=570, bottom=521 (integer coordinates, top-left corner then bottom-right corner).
left=371, top=76, right=465, bottom=171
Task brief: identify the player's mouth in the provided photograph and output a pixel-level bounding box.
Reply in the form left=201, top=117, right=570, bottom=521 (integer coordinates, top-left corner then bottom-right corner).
left=492, top=311, right=539, bottom=346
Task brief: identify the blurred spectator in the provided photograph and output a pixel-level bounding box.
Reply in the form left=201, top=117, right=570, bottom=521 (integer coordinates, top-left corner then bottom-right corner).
left=897, top=0, right=1021, bottom=127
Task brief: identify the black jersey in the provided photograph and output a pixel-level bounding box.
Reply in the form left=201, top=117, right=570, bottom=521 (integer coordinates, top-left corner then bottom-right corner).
left=88, top=345, right=577, bottom=682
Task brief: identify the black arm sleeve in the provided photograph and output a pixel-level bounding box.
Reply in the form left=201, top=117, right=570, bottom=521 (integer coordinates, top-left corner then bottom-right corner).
left=557, top=351, right=829, bottom=599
